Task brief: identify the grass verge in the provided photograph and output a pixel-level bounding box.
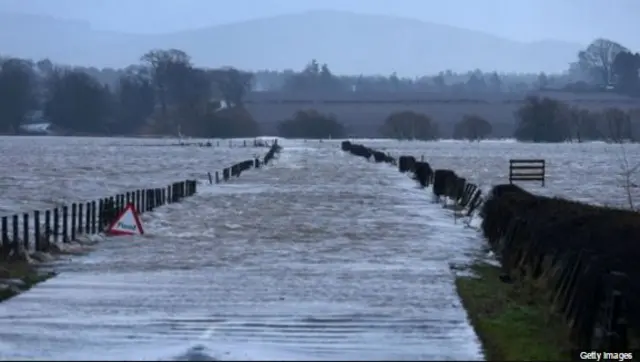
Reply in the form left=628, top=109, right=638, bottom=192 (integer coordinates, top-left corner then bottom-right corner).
left=455, top=262, right=573, bottom=361
left=0, top=261, right=55, bottom=302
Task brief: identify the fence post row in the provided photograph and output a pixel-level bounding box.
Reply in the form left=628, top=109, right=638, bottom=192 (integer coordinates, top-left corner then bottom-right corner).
left=212, top=140, right=280, bottom=185
left=509, top=159, right=545, bottom=187
left=0, top=179, right=197, bottom=256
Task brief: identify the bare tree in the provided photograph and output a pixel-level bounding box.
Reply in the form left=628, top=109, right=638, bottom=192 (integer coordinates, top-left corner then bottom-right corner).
left=629, top=108, right=640, bottom=142
left=209, top=67, right=253, bottom=107
left=578, top=39, right=628, bottom=86
left=602, top=108, right=631, bottom=143
left=140, top=49, right=191, bottom=116
left=616, top=144, right=640, bottom=210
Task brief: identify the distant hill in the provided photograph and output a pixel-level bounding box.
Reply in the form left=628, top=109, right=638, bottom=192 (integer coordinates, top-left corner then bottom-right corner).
left=0, top=10, right=584, bottom=75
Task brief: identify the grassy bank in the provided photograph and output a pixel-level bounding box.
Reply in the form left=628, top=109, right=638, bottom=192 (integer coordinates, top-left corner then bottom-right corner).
left=0, top=261, right=55, bottom=302
left=455, top=262, right=573, bottom=361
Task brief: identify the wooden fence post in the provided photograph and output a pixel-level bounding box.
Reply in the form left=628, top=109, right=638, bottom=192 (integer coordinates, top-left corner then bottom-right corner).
left=91, top=201, right=96, bottom=234
left=22, top=213, right=29, bottom=252
left=53, top=208, right=59, bottom=244
left=71, top=203, right=77, bottom=240
left=62, top=206, right=68, bottom=242
left=78, top=203, right=83, bottom=234
left=12, top=215, right=18, bottom=255
left=44, top=210, right=51, bottom=250
left=85, top=202, right=91, bottom=234
left=1, top=216, right=8, bottom=257
left=34, top=210, right=41, bottom=251
left=98, top=199, right=104, bottom=232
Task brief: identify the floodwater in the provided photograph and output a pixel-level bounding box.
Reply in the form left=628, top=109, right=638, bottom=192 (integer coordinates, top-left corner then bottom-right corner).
left=0, top=137, right=637, bottom=360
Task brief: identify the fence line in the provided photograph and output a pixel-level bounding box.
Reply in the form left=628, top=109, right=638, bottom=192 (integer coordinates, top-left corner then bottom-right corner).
left=339, top=140, right=631, bottom=352
left=1, top=139, right=284, bottom=262
left=509, top=159, right=546, bottom=186
left=118, top=139, right=276, bottom=148
left=1, top=180, right=197, bottom=259
left=208, top=140, right=282, bottom=184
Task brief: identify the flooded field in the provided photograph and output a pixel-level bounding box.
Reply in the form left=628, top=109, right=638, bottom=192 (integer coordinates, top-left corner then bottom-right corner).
left=0, top=137, right=636, bottom=360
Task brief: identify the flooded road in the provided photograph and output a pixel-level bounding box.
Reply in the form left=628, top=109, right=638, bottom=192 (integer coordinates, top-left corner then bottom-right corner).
left=0, top=138, right=484, bottom=360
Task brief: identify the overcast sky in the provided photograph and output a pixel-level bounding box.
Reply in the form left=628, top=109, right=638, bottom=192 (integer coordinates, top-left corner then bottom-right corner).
left=2, top=0, right=639, bottom=49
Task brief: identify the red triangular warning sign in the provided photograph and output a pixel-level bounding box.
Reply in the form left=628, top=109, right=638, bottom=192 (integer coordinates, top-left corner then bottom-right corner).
left=105, top=203, right=145, bottom=236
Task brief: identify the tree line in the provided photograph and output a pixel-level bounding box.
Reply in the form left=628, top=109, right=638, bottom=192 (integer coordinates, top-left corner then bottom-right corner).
left=0, top=49, right=260, bottom=137
left=274, top=38, right=639, bottom=96
left=0, top=38, right=638, bottom=138
left=62, top=38, right=640, bottom=96
left=266, top=96, right=640, bottom=143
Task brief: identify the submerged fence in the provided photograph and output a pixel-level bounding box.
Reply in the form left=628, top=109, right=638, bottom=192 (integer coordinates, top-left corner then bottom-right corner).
left=0, top=180, right=197, bottom=259
left=208, top=140, right=282, bottom=184
left=340, top=140, right=633, bottom=352
left=509, top=159, right=546, bottom=186
left=0, top=139, right=284, bottom=261
left=122, top=139, right=276, bottom=148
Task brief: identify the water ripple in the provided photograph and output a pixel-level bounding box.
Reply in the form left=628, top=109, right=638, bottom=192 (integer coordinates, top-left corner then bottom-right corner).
left=0, top=138, right=564, bottom=360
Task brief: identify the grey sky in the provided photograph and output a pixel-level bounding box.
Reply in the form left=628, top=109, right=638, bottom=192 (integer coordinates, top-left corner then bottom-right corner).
left=1, top=0, right=639, bottom=50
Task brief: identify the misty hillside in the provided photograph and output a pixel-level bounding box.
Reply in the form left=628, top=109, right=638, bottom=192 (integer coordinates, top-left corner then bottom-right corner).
left=0, top=10, right=584, bottom=75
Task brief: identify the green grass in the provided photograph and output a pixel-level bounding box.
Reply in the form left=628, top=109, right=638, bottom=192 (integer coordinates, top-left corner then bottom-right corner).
left=455, top=262, right=573, bottom=361
left=0, top=261, right=56, bottom=302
